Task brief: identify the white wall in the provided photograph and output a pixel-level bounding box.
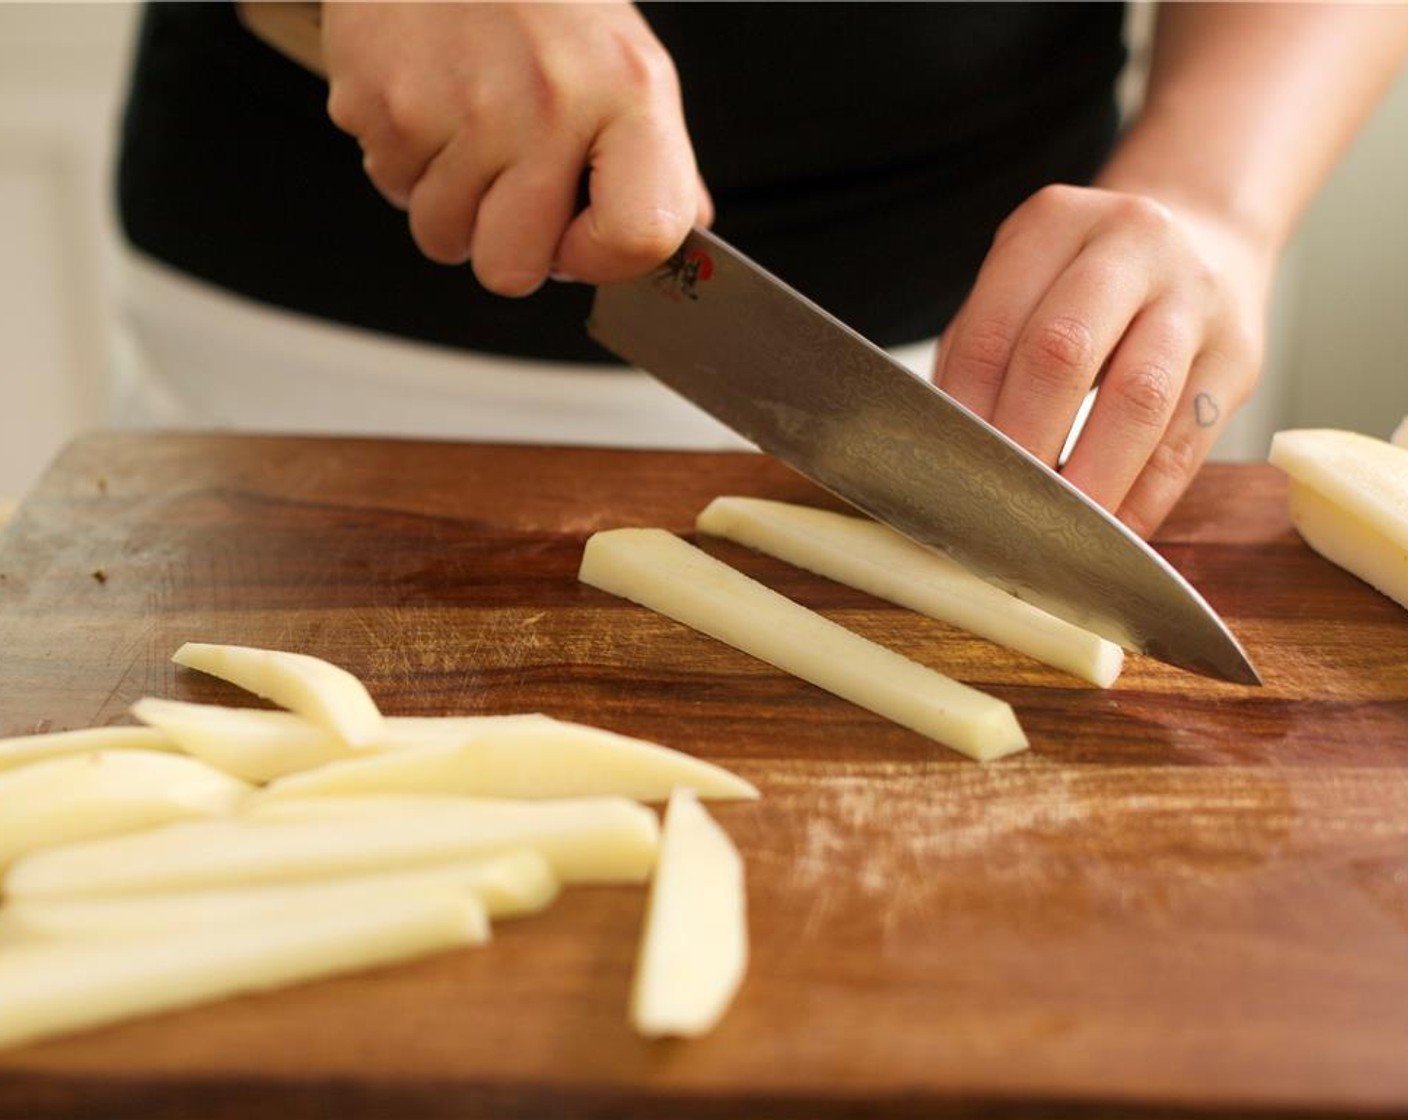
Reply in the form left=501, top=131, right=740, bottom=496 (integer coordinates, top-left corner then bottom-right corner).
left=0, top=3, right=1404, bottom=503
left=1281, top=67, right=1408, bottom=445
left=0, top=1, right=138, bottom=503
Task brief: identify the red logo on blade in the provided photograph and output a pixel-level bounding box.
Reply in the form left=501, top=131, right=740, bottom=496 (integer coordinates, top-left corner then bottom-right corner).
left=655, top=246, right=714, bottom=302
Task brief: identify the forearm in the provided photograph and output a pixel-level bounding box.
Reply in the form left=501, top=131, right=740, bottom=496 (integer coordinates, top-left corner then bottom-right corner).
left=1097, top=2, right=1408, bottom=257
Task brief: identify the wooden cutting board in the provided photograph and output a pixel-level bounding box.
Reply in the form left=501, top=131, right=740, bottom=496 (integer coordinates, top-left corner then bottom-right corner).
left=1, top=431, right=1406, bottom=1119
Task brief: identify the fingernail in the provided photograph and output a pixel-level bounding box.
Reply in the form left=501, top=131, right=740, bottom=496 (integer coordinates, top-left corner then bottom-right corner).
left=549, top=270, right=579, bottom=284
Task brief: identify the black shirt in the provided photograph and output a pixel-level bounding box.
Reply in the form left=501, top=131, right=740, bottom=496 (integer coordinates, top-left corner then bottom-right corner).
left=117, top=2, right=1127, bottom=364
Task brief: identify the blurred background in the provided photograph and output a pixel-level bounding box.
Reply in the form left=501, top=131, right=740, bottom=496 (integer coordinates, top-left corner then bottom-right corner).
left=2, top=2, right=1406, bottom=506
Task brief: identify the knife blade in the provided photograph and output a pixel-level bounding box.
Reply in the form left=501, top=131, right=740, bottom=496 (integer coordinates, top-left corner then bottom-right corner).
left=588, top=228, right=1260, bottom=685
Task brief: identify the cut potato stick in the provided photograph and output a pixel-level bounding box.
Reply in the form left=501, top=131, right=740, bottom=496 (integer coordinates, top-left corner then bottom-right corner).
left=172, top=642, right=385, bottom=748
left=259, top=720, right=758, bottom=802
left=0, top=887, right=485, bottom=1052
left=131, top=699, right=559, bottom=783
left=1287, top=480, right=1408, bottom=610
left=579, top=528, right=1027, bottom=761
left=0, top=850, right=556, bottom=942
left=0, top=726, right=177, bottom=774
left=242, top=794, right=524, bottom=822
left=0, top=633, right=761, bottom=1047
left=631, top=790, right=747, bottom=1038
left=131, top=699, right=354, bottom=782
left=0, top=750, right=251, bottom=871
left=697, top=496, right=1123, bottom=687
left=5, top=797, right=659, bottom=899
left=385, top=714, right=554, bottom=741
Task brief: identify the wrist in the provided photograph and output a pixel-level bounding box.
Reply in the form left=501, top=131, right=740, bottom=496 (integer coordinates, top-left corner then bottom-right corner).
left=238, top=1, right=326, bottom=77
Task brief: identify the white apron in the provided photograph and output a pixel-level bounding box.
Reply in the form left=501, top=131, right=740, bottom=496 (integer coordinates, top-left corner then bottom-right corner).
left=112, top=251, right=939, bottom=451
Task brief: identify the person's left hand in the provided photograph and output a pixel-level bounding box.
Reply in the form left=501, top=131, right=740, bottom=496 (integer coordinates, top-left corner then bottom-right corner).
left=932, top=184, right=1274, bottom=539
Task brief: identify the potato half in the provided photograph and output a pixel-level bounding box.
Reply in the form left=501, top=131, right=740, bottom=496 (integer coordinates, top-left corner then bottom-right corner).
left=1270, top=428, right=1408, bottom=610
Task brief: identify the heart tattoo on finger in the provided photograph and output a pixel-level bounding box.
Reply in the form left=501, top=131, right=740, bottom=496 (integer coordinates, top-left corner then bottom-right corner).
left=1194, top=391, right=1220, bottom=429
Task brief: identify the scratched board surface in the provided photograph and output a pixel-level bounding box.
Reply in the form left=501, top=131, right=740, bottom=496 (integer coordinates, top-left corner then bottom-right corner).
left=0, top=431, right=1406, bottom=1120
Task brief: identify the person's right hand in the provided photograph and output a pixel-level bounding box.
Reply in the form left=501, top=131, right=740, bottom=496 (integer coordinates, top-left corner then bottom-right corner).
left=321, top=2, right=711, bottom=296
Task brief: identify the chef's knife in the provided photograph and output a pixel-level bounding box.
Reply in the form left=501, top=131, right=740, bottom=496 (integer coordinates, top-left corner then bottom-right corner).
left=228, top=9, right=1258, bottom=685
left=589, top=228, right=1260, bottom=685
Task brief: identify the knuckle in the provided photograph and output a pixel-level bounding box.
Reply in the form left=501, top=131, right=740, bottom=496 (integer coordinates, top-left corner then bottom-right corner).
left=602, top=208, right=689, bottom=265
left=1218, top=320, right=1263, bottom=372
left=1108, top=361, right=1178, bottom=428
left=1145, top=429, right=1200, bottom=489
left=504, top=54, right=572, bottom=129
left=334, top=78, right=440, bottom=152
left=360, top=154, right=411, bottom=208
left=1021, top=316, right=1097, bottom=388
left=408, top=209, right=470, bottom=266
left=325, top=83, right=370, bottom=135
left=996, top=185, right=1090, bottom=248
left=1079, top=255, right=1130, bottom=298
left=1174, top=244, right=1228, bottom=307
left=952, top=317, right=1019, bottom=390
left=1024, top=183, right=1089, bottom=228
left=990, top=211, right=1023, bottom=248
left=1114, top=193, right=1176, bottom=238
left=1117, top=501, right=1160, bottom=541
left=1029, top=182, right=1082, bottom=215
left=1186, top=243, right=1221, bottom=292
left=383, top=82, right=446, bottom=145
left=608, top=33, right=677, bottom=97
left=524, top=67, right=570, bottom=127
left=1197, top=332, right=1263, bottom=412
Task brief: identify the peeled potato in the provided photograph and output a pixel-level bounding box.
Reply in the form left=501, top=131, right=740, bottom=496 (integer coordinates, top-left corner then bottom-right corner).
left=131, top=699, right=354, bottom=782
left=131, top=699, right=563, bottom=783
left=579, top=528, right=1027, bottom=762
left=172, top=643, right=385, bottom=748
left=698, top=495, right=1123, bottom=687
left=1286, top=481, right=1408, bottom=610
left=1269, top=428, right=1408, bottom=610
left=0, top=637, right=755, bottom=1049
left=0, top=726, right=177, bottom=774
left=242, top=795, right=524, bottom=822
left=0, top=750, right=251, bottom=871
left=0, top=849, right=555, bottom=942
left=631, top=790, right=747, bottom=1038
left=259, top=720, right=758, bottom=803
left=5, top=796, right=659, bottom=899
left=0, top=887, right=485, bottom=1052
